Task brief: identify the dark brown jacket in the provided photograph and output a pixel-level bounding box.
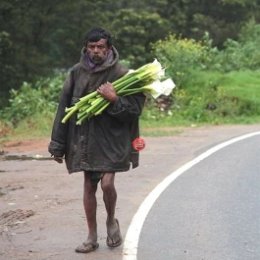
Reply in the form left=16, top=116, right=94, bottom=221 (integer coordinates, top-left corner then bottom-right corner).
left=48, top=46, right=145, bottom=173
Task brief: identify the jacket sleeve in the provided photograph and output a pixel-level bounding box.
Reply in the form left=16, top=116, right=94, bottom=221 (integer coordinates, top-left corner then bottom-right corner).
left=48, top=72, right=74, bottom=157
left=106, top=93, right=146, bottom=122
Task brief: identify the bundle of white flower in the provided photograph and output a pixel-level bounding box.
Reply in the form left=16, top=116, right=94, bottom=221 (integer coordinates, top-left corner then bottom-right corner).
left=62, top=59, right=175, bottom=125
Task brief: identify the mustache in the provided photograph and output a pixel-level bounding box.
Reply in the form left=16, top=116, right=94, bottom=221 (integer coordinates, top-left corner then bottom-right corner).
left=92, top=55, right=102, bottom=60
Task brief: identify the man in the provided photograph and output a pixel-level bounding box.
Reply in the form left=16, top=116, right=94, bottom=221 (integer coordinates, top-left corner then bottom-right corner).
left=48, top=28, right=145, bottom=253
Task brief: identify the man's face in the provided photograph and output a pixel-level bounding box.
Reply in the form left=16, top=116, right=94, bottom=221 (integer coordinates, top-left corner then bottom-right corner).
left=86, top=38, right=110, bottom=65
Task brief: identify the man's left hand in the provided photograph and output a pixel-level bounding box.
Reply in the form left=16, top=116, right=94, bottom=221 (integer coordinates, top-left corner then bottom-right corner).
left=54, top=156, right=63, bottom=164
left=97, top=82, right=118, bottom=103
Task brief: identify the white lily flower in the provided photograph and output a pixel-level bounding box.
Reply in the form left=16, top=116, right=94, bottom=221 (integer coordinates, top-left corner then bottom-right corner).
left=126, top=69, right=135, bottom=74
left=160, top=78, right=176, bottom=96
left=149, top=78, right=176, bottom=99
left=152, top=59, right=165, bottom=78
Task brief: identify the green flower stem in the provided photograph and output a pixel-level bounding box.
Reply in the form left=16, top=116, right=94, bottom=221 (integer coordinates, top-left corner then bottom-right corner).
left=76, top=113, right=89, bottom=125
left=79, top=91, right=99, bottom=102
left=61, top=107, right=78, bottom=123
left=94, top=102, right=110, bottom=116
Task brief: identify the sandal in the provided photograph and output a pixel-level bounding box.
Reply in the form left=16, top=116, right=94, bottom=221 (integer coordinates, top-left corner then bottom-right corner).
left=75, top=241, right=99, bottom=253
left=106, top=219, right=123, bottom=247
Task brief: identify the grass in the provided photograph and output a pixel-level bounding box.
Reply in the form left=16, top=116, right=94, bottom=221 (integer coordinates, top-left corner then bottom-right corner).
left=0, top=113, right=53, bottom=147
left=184, top=69, right=260, bottom=98
left=169, top=69, right=260, bottom=123
left=219, top=70, right=260, bottom=103
left=141, top=127, right=184, bottom=137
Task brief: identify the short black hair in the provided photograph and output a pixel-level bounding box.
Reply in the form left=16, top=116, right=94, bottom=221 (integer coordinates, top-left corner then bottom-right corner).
left=84, top=27, right=112, bottom=47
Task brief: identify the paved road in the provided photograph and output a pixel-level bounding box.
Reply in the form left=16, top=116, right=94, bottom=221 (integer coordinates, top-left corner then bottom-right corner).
left=0, top=125, right=260, bottom=260
left=137, top=134, right=260, bottom=260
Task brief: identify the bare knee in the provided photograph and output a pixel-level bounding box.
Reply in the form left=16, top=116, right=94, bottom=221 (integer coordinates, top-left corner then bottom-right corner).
left=101, top=181, right=114, bottom=193
left=101, top=173, right=115, bottom=193
left=84, top=172, right=97, bottom=195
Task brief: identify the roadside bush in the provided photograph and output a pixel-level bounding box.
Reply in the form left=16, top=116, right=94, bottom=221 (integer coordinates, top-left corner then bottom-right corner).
left=166, top=70, right=260, bottom=123
left=212, top=22, right=260, bottom=72
left=150, top=25, right=260, bottom=125
left=153, top=22, right=260, bottom=81
left=152, top=34, right=214, bottom=87
left=1, top=73, right=65, bottom=125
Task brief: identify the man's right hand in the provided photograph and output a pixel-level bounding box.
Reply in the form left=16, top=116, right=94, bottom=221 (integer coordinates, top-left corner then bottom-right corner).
left=97, top=82, right=118, bottom=103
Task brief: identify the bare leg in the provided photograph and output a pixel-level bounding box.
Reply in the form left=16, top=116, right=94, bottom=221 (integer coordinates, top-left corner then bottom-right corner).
left=101, top=172, right=122, bottom=247
left=101, top=172, right=117, bottom=221
left=75, top=172, right=99, bottom=253
left=83, top=172, right=98, bottom=243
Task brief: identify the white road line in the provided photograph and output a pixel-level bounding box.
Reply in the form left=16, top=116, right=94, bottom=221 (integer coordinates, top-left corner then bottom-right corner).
left=122, top=131, right=260, bottom=260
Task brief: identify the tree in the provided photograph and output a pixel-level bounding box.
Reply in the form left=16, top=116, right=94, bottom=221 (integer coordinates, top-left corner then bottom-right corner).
left=0, top=0, right=61, bottom=101
left=164, top=0, right=260, bottom=47
left=0, top=0, right=259, bottom=109
left=0, top=0, right=112, bottom=107
left=109, top=8, right=170, bottom=67
left=0, top=31, right=15, bottom=107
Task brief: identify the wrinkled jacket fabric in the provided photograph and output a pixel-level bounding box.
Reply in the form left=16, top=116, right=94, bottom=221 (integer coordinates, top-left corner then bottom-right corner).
left=48, top=46, right=145, bottom=173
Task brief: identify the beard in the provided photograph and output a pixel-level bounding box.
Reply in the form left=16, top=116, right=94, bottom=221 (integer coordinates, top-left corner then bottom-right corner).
left=90, top=55, right=105, bottom=65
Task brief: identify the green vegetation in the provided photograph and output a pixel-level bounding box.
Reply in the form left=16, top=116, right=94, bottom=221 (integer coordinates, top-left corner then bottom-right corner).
left=166, top=70, right=260, bottom=124
left=1, top=73, right=65, bottom=125
left=0, top=2, right=259, bottom=142
left=1, top=0, right=259, bottom=107
left=2, top=68, right=259, bottom=142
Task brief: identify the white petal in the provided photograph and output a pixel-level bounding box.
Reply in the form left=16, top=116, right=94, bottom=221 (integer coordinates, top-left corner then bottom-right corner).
left=152, top=58, right=162, bottom=69
left=127, top=69, right=135, bottom=74
left=152, top=59, right=165, bottom=78
left=149, top=80, right=164, bottom=99
left=160, top=78, right=176, bottom=96
left=148, top=78, right=176, bottom=99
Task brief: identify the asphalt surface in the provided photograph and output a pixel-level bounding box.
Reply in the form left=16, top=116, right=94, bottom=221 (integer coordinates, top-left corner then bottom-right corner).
left=0, top=124, right=259, bottom=260
left=138, top=134, right=260, bottom=260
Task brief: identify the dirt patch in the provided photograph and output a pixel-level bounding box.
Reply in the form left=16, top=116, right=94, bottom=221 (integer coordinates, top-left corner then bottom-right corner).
left=0, top=188, right=5, bottom=197
left=0, top=185, right=24, bottom=197
left=0, top=209, right=35, bottom=236
left=2, top=138, right=49, bottom=153
left=0, top=209, right=35, bottom=227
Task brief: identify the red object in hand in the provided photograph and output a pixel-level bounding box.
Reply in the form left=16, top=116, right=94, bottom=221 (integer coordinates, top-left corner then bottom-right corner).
left=132, top=137, right=145, bottom=151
